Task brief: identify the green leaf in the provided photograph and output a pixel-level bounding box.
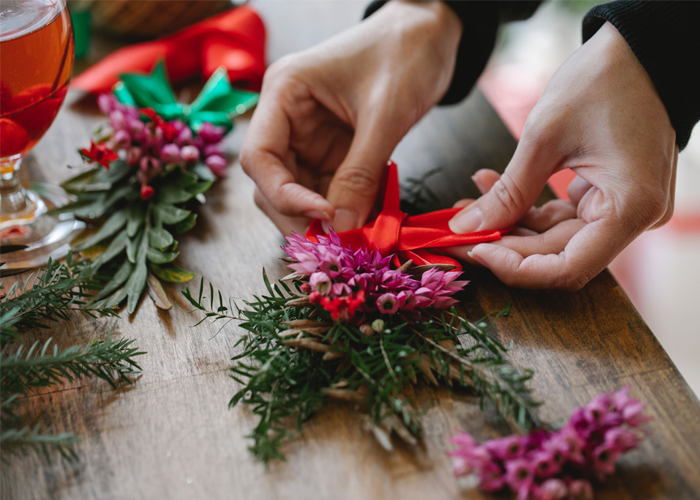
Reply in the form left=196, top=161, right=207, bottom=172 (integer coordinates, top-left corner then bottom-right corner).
left=126, top=231, right=142, bottom=264
left=126, top=236, right=148, bottom=314
left=154, top=203, right=191, bottom=225
left=72, top=185, right=133, bottom=219
left=93, top=259, right=133, bottom=302
left=149, top=227, right=174, bottom=249
left=74, top=208, right=129, bottom=252
left=172, top=213, right=197, bottom=234
left=146, top=247, right=179, bottom=264
left=126, top=204, right=144, bottom=238
left=186, top=181, right=213, bottom=196
left=92, top=160, right=132, bottom=185
left=173, top=171, right=198, bottom=188
left=157, top=184, right=193, bottom=204
left=150, top=263, right=195, bottom=283
left=191, top=163, right=216, bottom=182
left=92, top=228, right=129, bottom=267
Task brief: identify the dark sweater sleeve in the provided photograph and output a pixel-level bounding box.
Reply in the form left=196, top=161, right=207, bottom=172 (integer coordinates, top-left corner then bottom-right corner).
left=583, top=1, right=700, bottom=150
left=364, top=1, right=541, bottom=105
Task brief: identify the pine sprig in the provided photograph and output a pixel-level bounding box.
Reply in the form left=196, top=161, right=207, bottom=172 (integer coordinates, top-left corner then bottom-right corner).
left=183, top=274, right=541, bottom=464
left=0, top=254, right=118, bottom=340
left=0, top=425, right=81, bottom=463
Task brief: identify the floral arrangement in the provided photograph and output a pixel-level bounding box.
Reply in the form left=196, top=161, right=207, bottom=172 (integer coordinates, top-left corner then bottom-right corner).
left=54, top=94, right=227, bottom=313
left=184, top=230, right=540, bottom=464
left=449, top=386, right=652, bottom=500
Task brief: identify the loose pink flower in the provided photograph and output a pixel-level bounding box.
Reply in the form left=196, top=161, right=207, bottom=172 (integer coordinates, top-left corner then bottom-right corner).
left=537, top=479, right=568, bottom=500
left=160, top=143, right=181, bottom=163
left=180, top=145, right=200, bottom=163
left=568, top=480, right=594, bottom=500
left=205, top=154, right=227, bottom=177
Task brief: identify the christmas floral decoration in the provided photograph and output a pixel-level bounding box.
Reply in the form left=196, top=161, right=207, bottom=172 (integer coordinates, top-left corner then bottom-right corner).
left=184, top=230, right=541, bottom=464
left=449, top=386, right=652, bottom=500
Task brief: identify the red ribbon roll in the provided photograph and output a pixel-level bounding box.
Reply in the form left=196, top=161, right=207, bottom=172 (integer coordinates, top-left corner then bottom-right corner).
left=306, top=161, right=510, bottom=270
left=72, top=5, right=266, bottom=94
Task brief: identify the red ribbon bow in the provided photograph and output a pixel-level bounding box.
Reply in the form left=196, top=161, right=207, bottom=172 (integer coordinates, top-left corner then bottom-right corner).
left=305, top=161, right=509, bottom=271
left=72, top=6, right=266, bottom=94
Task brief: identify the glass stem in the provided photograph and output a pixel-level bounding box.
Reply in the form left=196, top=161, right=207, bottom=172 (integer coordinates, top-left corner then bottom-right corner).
left=0, top=155, right=27, bottom=215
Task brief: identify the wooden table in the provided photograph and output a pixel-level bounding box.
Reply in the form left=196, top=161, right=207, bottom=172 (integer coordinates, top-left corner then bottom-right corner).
left=3, top=3, right=700, bottom=499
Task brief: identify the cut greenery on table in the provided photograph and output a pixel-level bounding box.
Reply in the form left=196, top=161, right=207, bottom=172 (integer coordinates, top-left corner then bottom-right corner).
left=0, top=256, right=144, bottom=462
left=184, top=231, right=540, bottom=464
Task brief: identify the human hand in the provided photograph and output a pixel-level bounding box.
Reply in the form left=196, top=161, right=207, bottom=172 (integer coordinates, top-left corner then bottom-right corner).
left=240, top=0, right=462, bottom=235
left=444, top=22, right=679, bottom=290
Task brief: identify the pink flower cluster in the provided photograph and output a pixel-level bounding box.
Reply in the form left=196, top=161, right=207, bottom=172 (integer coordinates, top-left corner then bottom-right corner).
left=283, top=231, right=468, bottom=322
left=96, top=93, right=227, bottom=199
left=449, top=386, right=651, bottom=500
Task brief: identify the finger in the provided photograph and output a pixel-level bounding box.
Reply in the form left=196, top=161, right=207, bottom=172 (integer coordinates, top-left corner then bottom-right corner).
left=567, top=174, right=594, bottom=206
left=449, top=134, right=560, bottom=234
left=437, top=221, right=579, bottom=263
left=519, top=199, right=578, bottom=232
left=254, top=188, right=310, bottom=236
left=471, top=169, right=501, bottom=195
left=325, top=108, right=405, bottom=232
left=468, top=218, right=623, bottom=290
left=241, top=95, right=334, bottom=221
left=453, top=199, right=475, bottom=209
left=649, top=145, right=678, bottom=230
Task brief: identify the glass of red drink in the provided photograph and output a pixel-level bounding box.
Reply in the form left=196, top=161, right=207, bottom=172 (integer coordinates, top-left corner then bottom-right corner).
left=0, top=0, right=84, bottom=269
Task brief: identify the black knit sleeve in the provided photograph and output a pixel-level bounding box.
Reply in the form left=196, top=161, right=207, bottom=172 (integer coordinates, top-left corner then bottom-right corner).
left=364, top=1, right=541, bottom=105
left=583, top=1, right=700, bottom=150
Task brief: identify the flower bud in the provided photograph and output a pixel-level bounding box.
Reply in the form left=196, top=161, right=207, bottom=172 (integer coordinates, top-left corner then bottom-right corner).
left=140, top=184, right=154, bottom=201
left=180, top=145, right=200, bottom=163
left=359, top=324, right=375, bottom=337
left=160, top=143, right=181, bottom=164
left=112, top=129, right=131, bottom=149
left=126, top=147, right=142, bottom=166
left=205, top=154, right=227, bottom=177
left=371, top=319, right=384, bottom=333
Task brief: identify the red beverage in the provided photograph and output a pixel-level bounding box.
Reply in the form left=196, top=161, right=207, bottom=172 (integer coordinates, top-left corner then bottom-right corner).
left=0, top=0, right=74, bottom=161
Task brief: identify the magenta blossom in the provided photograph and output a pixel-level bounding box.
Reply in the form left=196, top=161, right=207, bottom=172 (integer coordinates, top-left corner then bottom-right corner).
left=449, top=386, right=651, bottom=499
left=282, top=230, right=468, bottom=323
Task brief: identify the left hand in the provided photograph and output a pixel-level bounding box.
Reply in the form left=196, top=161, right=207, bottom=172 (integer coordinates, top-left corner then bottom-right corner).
left=442, top=22, right=679, bottom=290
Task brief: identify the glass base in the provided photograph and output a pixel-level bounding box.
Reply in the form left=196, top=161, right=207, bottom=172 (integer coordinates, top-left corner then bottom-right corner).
left=0, top=182, right=85, bottom=276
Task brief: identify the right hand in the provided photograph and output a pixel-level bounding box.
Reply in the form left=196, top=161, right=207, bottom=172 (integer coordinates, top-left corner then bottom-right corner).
left=240, top=0, right=462, bottom=235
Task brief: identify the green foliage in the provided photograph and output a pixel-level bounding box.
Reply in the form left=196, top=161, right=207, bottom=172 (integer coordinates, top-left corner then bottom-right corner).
left=0, top=257, right=145, bottom=462
left=183, top=275, right=541, bottom=464
left=52, top=161, right=217, bottom=314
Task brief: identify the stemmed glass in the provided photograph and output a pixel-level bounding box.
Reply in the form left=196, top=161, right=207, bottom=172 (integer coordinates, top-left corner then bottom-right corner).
left=0, top=0, right=83, bottom=270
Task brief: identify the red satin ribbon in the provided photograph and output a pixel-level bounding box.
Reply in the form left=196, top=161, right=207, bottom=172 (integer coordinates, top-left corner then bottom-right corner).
left=305, top=161, right=509, bottom=271
left=72, top=6, right=266, bottom=94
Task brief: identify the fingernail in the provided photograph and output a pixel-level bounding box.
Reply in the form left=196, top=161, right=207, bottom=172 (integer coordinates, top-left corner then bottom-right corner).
left=302, top=209, right=331, bottom=221
left=472, top=175, right=487, bottom=195
left=449, top=207, right=483, bottom=234
left=330, top=209, right=358, bottom=233
left=467, top=250, right=487, bottom=267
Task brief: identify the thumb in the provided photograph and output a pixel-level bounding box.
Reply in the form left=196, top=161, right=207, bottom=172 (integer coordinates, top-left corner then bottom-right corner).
left=449, top=138, right=559, bottom=234
left=325, top=112, right=400, bottom=232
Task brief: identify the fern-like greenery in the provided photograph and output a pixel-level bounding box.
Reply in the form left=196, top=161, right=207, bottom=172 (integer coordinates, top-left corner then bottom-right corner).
left=184, top=274, right=541, bottom=464
left=0, top=256, right=145, bottom=462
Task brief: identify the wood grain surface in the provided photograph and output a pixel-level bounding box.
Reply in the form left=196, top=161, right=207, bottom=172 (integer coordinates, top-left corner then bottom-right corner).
left=3, top=2, right=700, bottom=499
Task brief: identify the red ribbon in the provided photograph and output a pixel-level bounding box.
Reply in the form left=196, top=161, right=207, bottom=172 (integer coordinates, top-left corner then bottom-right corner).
left=72, top=6, right=266, bottom=94
left=305, top=161, right=509, bottom=271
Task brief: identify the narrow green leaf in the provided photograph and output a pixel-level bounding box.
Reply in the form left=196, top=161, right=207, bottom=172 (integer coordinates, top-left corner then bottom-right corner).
left=191, top=163, right=216, bottom=182
left=186, top=181, right=213, bottom=195
left=158, top=185, right=193, bottom=204
left=173, top=171, right=198, bottom=188
left=126, top=237, right=148, bottom=314
left=150, top=263, right=195, bottom=283
left=154, top=203, right=191, bottom=225
left=172, top=213, right=197, bottom=234
left=126, top=204, right=144, bottom=238
left=93, top=259, right=133, bottom=301
left=73, top=208, right=129, bottom=252
left=149, top=227, right=174, bottom=249
left=146, top=247, right=179, bottom=264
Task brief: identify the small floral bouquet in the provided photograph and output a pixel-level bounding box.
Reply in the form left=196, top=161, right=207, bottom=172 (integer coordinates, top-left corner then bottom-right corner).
left=54, top=94, right=227, bottom=313
left=184, top=230, right=541, bottom=464
left=449, top=386, right=652, bottom=500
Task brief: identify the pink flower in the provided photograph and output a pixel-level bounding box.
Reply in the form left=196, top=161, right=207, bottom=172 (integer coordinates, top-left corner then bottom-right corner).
left=604, top=427, right=639, bottom=453
left=478, top=461, right=506, bottom=492
left=376, top=293, right=400, bottom=315
left=532, top=449, right=560, bottom=478
left=180, top=145, right=200, bottom=163
left=583, top=392, right=612, bottom=425
left=112, top=129, right=131, bottom=149
left=622, top=401, right=653, bottom=427
left=484, top=435, right=524, bottom=460
left=309, top=272, right=331, bottom=295
left=592, top=442, right=620, bottom=476
left=536, top=479, right=568, bottom=500
left=505, top=459, right=533, bottom=490
left=568, top=480, right=594, bottom=500
left=126, top=147, right=142, bottom=166
left=205, top=155, right=227, bottom=177
left=97, top=93, right=119, bottom=114
left=160, top=143, right=181, bottom=163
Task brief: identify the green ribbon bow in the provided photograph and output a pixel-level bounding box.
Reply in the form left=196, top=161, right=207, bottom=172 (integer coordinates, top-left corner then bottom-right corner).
left=113, top=60, right=259, bottom=133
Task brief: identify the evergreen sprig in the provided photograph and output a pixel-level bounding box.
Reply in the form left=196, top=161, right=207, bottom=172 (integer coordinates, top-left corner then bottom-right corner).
left=0, top=257, right=145, bottom=462
left=183, top=274, right=541, bottom=464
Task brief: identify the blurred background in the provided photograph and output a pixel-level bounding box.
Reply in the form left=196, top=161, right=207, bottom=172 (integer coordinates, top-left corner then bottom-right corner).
left=67, top=0, right=700, bottom=397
